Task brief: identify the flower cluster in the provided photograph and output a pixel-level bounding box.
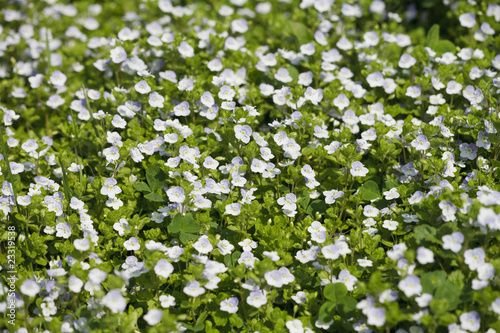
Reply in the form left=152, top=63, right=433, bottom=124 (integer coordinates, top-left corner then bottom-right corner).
left=1, top=0, right=500, bottom=332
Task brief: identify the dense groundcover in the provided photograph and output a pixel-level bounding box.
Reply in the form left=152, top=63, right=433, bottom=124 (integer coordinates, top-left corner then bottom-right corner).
left=1, top=0, right=500, bottom=332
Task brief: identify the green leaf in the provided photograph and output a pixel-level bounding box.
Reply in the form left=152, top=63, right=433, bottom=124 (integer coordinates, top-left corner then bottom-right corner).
left=180, top=232, right=199, bottom=244
left=434, top=282, right=461, bottom=310
left=337, top=296, right=357, bottom=316
left=426, top=24, right=440, bottom=47
left=421, top=271, right=446, bottom=294
left=137, top=289, right=153, bottom=301
left=324, top=283, right=348, bottom=302
left=413, top=225, right=441, bottom=244
left=359, top=180, right=380, bottom=201
left=286, top=65, right=299, bottom=83
left=318, top=301, right=336, bottom=323
left=284, top=21, right=312, bottom=45
left=434, top=40, right=455, bottom=55
left=184, top=323, right=205, bottom=332
left=425, top=24, right=455, bottom=55
left=58, top=157, right=72, bottom=202
left=298, top=190, right=310, bottom=210
left=196, top=312, right=208, bottom=327
left=136, top=110, right=155, bottom=126
left=146, top=166, right=166, bottom=191
left=224, top=254, right=233, bottom=268
left=168, top=213, right=201, bottom=234
left=212, top=312, right=228, bottom=327
left=447, top=270, right=465, bottom=291
left=133, top=181, right=151, bottom=192
left=36, top=257, right=48, bottom=266
left=306, top=200, right=328, bottom=216
left=144, top=192, right=164, bottom=202
left=168, top=214, right=183, bottom=233
left=232, top=251, right=241, bottom=266
left=383, top=180, right=398, bottom=191
left=121, top=306, right=143, bottom=329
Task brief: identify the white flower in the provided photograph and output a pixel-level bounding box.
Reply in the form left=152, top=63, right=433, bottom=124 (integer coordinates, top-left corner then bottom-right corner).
left=446, top=80, right=462, bottom=95
left=217, top=240, right=234, bottom=255
left=357, top=258, right=373, bottom=267
left=246, top=290, right=267, bottom=308
left=193, top=235, right=213, bottom=254
left=398, top=54, right=416, bottom=68
left=68, top=275, right=83, bottom=293
left=238, top=238, right=257, bottom=252
left=275, top=68, right=293, bottom=83
left=200, top=91, right=215, bottom=107
left=20, top=279, right=40, bottom=297
left=292, top=291, right=307, bottom=304
left=366, top=307, right=386, bottom=327
left=415, top=293, right=433, bottom=307
left=183, top=280, right=205, bottom=297
left=178, top=41, right=194, bottom=58
left=238, top=251, right=259, bottom=269
left=321, top=243, right=340, bottom=260
left=123, top=237, right=140, bottom=251
left=17, top=195, right=31, bottom=206
left=135, top=80, right=151, bottom=94
left=88, top=268, right=107, bottom=284
left=363, top=205, right=379, bottom=217
left=477, top=262, right=495, bottom=280
left=416, top=247, right=434, bottom=264
left=335, top=269, right=357, bottom=291
left=144, top=309, right=163, bottom=326
left=464, top=248, right=485, bottom=270
left=383, top=188, right=400, bottom=200
left=220, top=297, right=239, bottom=314
left=398, top=275, right=422, bottom=297
left=154, top=259, right=174, bottom=279
left=286, top=319, right=304, bottom=333
left=278, top=193, right=297, bottom=211
left=234, top=125, right=252, bottom=144
left=366, top=72, right=384, bottom=87
left=460, top=311, right=480, bottom=332
left=167, top=187, right=185, bottom=203
left=100, top=178, right=122, bottom=198
left=459, top=13, right=476, bottom=28
left=148, top=92, right=165, bottom=108
left=442, top=232, right=464, bottom=253
left=411, top=135, right=430, bottom=151
left=101, top=289, right=127, bottom=313
left=159, top=295, right=176, bottom=308
left=74, top=238, right=90, bottom=251
left=10, top=162, right=25, bottom=174
left=350, top=161, right=368, bottom=177
left=56, top=222, right=72, bottom=239
left=225, top=202, right=241, bottom=216
left=334, top=93, right=350, bottom=110
left=106, top=197, right=123, bottom=210
left=130, top=148, right=144, bottom=163
left=110, top=46, right=127, bottom=63
left=50, top=70, right=67, bottom=86
left=406, top=85, right=421, bottom=98
left=113, top=218, right=131, bottom=237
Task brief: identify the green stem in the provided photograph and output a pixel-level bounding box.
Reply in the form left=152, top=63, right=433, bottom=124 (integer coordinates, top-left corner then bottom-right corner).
left=45, top=28, right=51, bottom=73
left=58, top=158, right=72, bottom=204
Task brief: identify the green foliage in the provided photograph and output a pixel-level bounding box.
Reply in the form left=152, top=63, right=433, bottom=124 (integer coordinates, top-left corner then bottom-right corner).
left=1, top=0, right=499, bottom=332
left=168, top=213, right=202, bottom=244
left=359, top=180, right=380, bottom=201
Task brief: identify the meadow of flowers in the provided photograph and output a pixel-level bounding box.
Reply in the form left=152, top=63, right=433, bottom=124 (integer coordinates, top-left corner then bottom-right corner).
left=1, top=0, right=500, bottom=332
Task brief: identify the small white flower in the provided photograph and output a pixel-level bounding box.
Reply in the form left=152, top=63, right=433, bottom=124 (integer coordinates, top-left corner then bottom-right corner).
left=20, top=279, right=40, bottom=297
